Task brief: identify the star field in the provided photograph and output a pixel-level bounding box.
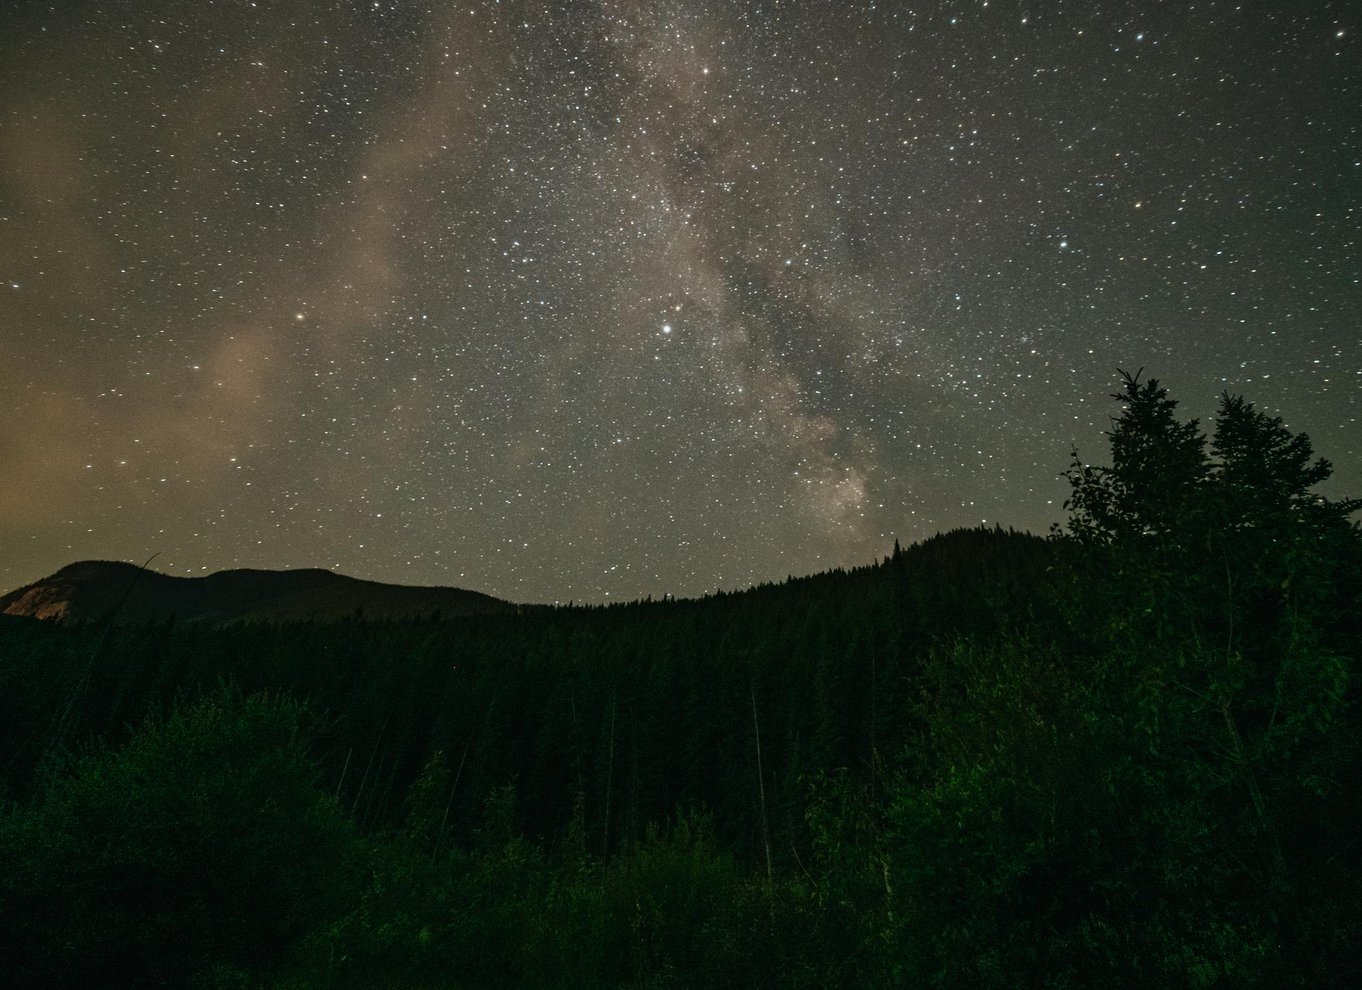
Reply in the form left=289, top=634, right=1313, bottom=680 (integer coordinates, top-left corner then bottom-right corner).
left=1, top=1, right=1358, bottom=602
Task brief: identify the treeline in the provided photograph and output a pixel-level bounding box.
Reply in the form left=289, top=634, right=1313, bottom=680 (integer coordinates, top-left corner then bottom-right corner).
left=1, top=374, right=1359, bottom=987
left=0, top=525, right=1046, bottom=852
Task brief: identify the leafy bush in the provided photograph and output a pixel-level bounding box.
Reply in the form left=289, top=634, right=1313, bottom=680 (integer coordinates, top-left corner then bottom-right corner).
left=0, top=688, right=356, bottom=988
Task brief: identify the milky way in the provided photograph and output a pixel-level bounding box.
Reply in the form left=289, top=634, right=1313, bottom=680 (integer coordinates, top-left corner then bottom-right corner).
left=1, top=1, right=1357, bottom=602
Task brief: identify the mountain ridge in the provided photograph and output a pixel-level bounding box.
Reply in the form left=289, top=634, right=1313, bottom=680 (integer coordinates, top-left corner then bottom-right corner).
left=0, top=560, right=514, bottom=625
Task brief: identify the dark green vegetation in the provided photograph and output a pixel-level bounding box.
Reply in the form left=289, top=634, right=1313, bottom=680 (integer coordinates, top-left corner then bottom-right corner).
left=2, top=374, right=1359, bottom=988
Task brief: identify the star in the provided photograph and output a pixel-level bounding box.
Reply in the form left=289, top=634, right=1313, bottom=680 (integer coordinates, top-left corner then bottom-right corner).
left=0, top=0, right=1355, bottom=603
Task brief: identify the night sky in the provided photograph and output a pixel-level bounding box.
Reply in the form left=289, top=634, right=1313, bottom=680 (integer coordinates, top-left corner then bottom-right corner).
left=1, top=1, right=1357, bottom=603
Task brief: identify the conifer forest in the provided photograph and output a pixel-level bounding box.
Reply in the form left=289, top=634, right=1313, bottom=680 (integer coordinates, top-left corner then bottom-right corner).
left=3, top=376, right=1360, bottom=987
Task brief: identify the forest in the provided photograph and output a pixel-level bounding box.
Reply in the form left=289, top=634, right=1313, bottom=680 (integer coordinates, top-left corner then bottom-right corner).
left=2, top=373, right=1359, bottom=989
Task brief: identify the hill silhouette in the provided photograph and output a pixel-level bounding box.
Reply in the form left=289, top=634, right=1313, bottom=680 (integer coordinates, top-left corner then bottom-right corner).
left=2, top=380, right=1358, bottom=987
left=0, top=560, right=513, bottom=625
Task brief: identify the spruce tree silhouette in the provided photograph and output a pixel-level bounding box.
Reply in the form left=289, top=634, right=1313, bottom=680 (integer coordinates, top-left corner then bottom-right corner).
left=1063, top=369, right=1209, bottom=544
left=1056, top=370, right=1362, bottom=986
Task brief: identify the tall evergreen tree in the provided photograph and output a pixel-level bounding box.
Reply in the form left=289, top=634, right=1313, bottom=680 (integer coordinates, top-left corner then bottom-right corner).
left=1063, top=369, right=1209, bottom=544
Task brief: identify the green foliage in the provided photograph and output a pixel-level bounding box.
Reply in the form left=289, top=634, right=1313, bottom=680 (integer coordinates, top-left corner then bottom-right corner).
left=0, top=372, right=1357, bottom=986
left=0, top=688, right=357, bottom=988
left=798, top=769, right=894, bottom=987
left=880, top=636, right=1282, bottom=988
left=1050, top=372, right=1362, bottom=986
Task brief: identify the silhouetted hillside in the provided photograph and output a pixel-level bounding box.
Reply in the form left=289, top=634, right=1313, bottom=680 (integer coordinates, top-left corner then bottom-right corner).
left=0, top=560, right=514, bottom=625
left=3, top=380, right=1356, bottom=988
